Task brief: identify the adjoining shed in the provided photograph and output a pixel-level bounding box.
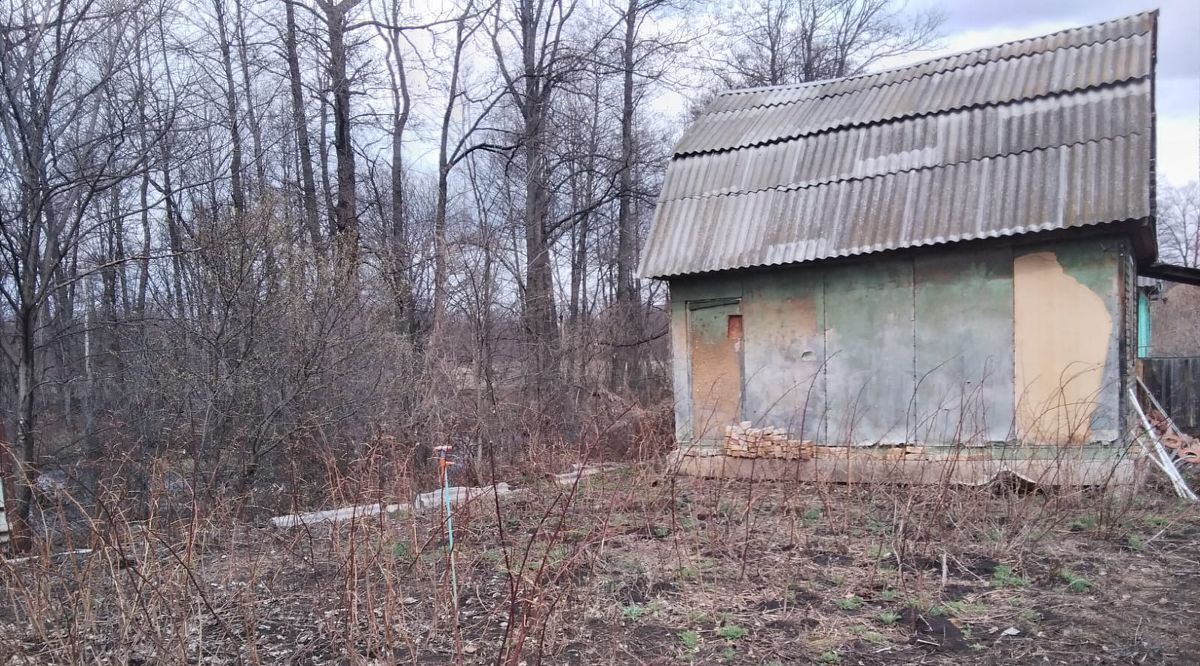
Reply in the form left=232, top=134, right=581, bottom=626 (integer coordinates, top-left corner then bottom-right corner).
left=641, top=12, right=1198, bottom=485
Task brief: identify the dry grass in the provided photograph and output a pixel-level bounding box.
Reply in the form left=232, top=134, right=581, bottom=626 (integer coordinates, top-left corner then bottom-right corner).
left=2, top=456, right=1199, bottom=665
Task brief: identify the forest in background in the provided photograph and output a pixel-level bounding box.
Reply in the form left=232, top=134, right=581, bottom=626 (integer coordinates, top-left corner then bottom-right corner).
left=0, top=0, right=1196, bottom=550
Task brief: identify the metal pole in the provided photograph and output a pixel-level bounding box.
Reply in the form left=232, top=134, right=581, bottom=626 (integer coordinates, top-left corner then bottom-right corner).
left=435, top=446, right=459, bottom=604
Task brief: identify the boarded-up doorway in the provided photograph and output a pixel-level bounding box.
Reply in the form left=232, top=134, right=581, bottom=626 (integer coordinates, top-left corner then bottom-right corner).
left=688, top=299, right=743, bottom=445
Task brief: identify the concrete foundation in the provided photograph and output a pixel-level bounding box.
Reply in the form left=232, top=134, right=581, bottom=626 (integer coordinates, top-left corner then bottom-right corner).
left=669, top=446, right=1144, bottom=487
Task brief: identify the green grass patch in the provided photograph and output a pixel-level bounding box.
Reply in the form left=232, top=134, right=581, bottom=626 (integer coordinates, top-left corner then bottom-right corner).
left=678, top=629, right=700, bottom=651
left=878, top=610, right=901, bottom=625
left=1059, top=569, right=1092, bottom=593
left=991, top=564, right=1028, bottom=588
left=931, top=600, right=985, bottom=618
left=716, top=625, right=747, bottom=640
left=1068, top=516, right=1097, bottom=532
left=836, top=595, right=864, bottom=611
left=851, top=625, right=887, bottom=644
left=620, top=603, right=645, bottom=621
left=391, top=541, right=412, bottom=561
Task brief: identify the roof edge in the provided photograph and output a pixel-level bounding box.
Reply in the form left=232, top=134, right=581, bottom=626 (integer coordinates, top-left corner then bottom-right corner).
left=640, top=220, right=1151, bottom=280
left=1140, top=263, right=1200, bottom=287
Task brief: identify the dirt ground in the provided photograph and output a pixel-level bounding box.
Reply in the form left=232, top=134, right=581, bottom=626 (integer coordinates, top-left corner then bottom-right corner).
left=2, top=465, right=1199, bottom=665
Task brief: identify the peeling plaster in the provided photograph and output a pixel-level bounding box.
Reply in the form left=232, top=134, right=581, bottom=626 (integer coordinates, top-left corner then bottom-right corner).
left=1013, top=251, right=1113, bottom=444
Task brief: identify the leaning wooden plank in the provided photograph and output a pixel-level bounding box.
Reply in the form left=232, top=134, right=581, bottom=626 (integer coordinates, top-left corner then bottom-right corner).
left=1129, top=388, right=1197, bottom=501
left=545, top=464, right=625, bottom=487
left=4, top=548, right=94, bottom=565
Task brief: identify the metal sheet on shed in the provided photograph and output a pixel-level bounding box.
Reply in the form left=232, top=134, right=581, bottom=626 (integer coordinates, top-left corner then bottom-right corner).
left=703, top=12, right=1153, bottom=116
left=913, top=250, right=1016, bottom=445
left=661, top=82, right=1150, bottom=201
left=641, top=13, right=1156, bottom=281
left=825, top=259, right=916, bottom=445
left=675, top=33, right=1151, bottom=156
left=740, top=270, right=826, bottom=441
left=641, top=135, right=1150, bottom=278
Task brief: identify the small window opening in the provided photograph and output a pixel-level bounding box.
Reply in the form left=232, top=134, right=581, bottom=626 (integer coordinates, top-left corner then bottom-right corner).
left=726, top=314, right=743, bottom=340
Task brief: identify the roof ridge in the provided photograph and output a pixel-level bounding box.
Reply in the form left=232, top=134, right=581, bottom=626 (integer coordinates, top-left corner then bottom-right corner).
left=715, top=10, right=1156, bottom=102
left=675, top=74, right=1151, bottom=158
left=662, top=133, right=1146, bottom=205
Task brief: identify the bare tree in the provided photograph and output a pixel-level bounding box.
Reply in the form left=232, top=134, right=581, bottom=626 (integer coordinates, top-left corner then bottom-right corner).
left=488, top=0, right=598, bottom=401
left=0, top=0, right=701, bottom=542
left=712, top=0, right=943, bottom=88
left=0, top=0, right=168, bottom=548
left=283, top=0, right=324, bottom=248
left=375, top=0, right=416, bottom=332
left=1158, top=180, right=1200, bottom=268
left=610, top=0, right=677, bottom=391
left=211, top=0, right=247, bottom=212
left=318, top=0, right=362, bottom=271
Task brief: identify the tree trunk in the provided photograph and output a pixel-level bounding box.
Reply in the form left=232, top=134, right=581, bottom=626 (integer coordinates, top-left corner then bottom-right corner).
left=382, top=8, right=414, bottom=335
left=11, top=300, right=38, bottom=554
left=213, top=0, right=245, bottom=213
left=234, top=0, right=266, bottom=189
left=523, top=134, right=559, bottom=396
left=612, top=0, right=642, bottom=393
left=284, top=0, right=322, bottom=248
left=324, top=0, right=359, bottom=272
left=515, top=0, right=560, bottom=400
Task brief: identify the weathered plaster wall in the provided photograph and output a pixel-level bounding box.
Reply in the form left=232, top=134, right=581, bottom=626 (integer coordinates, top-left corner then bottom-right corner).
left=825, top=259, right=915, bottom=445
left=666, top=236, right=1129, bottom=450
left=741, top=273, right=826, bottom=442
left=1013, top=242, right=1122, bottom=444
left=913, top=250, right=1015, bottom=445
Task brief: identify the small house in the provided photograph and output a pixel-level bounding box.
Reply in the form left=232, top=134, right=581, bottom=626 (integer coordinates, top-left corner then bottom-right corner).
left=640, top=12, right=1199, bottom=484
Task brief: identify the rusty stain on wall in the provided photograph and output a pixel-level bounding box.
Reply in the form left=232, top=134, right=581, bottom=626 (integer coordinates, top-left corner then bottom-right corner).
left=688, top=301, right=744, bottom=444
left=1014, top=251, right=1113, bottom=444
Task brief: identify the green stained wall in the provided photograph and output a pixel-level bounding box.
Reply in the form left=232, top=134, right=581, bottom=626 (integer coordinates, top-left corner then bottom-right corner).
left=741, top=272, right=826, bottom=442
left=913, top=250, right=1015, bottom=445
left=666, top=236, right=1130, bottom=449
left=824, top=258, right=915, bottom=445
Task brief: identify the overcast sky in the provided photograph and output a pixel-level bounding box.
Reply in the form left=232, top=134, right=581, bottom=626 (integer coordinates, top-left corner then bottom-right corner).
left=903, top=0, right=1200, bottom=185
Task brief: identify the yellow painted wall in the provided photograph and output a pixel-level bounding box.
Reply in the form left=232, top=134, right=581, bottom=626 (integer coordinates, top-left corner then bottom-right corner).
left=1013, top=251, right=1114, bottom=444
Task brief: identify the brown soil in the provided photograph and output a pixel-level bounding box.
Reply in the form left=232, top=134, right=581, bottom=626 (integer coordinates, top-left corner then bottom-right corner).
left=2, top=469, right=1199, bottom=665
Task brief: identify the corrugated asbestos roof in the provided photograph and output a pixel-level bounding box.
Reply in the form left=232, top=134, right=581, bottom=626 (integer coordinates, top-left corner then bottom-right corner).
left=640, top=12, right=1156, bottom=279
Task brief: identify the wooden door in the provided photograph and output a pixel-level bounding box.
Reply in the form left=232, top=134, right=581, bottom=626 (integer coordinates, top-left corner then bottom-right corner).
left=688, top=300, right=744, bottom=445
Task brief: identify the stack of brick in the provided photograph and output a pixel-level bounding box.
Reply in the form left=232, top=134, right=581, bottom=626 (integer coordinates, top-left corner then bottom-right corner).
left=883, top=446, right=929, bottom=461
left=723, top=422, right=812, bottom=460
